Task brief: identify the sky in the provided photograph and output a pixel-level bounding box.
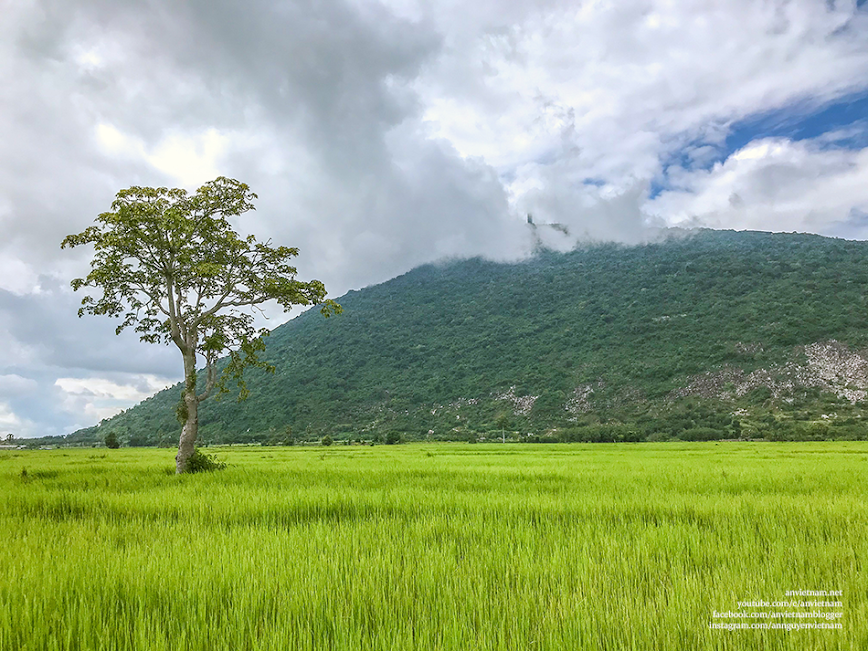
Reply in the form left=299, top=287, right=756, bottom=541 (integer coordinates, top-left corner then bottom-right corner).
left=1, top=0, right=867, bottom=438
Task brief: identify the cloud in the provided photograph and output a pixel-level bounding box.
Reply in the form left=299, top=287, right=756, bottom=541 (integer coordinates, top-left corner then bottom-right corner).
left=0, top=402, right=34, bottom=435
left=55, top=376, right=172, bottom=402
left=0, top=0, right=867, bottom=436
left=0, top=375, right=39, bottom=397
left=0, top=282, right=182, bottom=437
left=646, top=136, right=868, bottom=236
left=0, top=259, right=40, bottom=296
left=93, top=124, right=229, bottom=185
left=0, top=283, right=178, bottom=377
left=408, top=0, right=868, bottom=243
left=55, top=375, right=177, bottom=424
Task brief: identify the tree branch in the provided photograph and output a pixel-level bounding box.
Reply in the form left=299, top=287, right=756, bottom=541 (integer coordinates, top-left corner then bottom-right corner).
left=197, top=356, right=218, bottom=402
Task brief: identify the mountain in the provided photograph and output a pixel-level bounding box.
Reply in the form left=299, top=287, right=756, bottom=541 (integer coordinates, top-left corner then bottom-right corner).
left=71, top=229, right=868, bottom=446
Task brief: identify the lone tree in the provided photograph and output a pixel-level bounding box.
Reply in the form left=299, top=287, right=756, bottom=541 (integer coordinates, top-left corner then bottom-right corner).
left=62, top=177, right=340, bottom=473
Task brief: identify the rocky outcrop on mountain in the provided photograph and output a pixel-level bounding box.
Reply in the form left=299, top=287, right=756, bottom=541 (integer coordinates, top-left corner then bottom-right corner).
left=672, top=341, right=868, bottom=403
left=495, top=387, right=538, bottom=416
left=566, top=385, right=595, bottom=416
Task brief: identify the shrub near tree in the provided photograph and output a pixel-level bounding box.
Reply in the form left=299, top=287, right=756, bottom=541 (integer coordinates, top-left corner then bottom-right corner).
left=62, top=177, right=340, bottom=473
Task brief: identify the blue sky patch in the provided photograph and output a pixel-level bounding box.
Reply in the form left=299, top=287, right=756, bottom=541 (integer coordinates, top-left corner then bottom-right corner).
left=651, top=91, right=868, bottom=198
left=724, top=91, right=868, bottom=154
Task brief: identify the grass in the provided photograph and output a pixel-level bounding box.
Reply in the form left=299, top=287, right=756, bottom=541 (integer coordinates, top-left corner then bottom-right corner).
left=0, top=442, right=865, bottom=650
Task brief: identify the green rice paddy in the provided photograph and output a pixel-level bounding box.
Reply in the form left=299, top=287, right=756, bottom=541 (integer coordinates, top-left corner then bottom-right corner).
left=1, top=443, right=865, bottom=650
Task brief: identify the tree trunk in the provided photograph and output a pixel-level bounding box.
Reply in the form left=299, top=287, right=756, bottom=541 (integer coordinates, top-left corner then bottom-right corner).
left=175, top=352, right=200, bottom=474
left=175, top=393, right=199, bottom=473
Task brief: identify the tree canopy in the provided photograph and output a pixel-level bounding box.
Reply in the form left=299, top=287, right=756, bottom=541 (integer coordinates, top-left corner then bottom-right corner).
left=62, top=177, right=340, bottom=471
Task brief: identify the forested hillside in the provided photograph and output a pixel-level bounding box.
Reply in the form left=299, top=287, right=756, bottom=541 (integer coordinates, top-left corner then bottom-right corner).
left=68, top=229, right=868, bottom=445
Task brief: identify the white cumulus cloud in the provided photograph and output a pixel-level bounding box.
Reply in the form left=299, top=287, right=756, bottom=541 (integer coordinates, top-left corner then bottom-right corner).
left=647, top=137, right=868, bottom=236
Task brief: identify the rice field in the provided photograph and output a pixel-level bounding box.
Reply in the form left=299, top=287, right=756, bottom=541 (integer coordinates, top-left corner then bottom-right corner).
left=0, top=442, right=865, bottom=651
